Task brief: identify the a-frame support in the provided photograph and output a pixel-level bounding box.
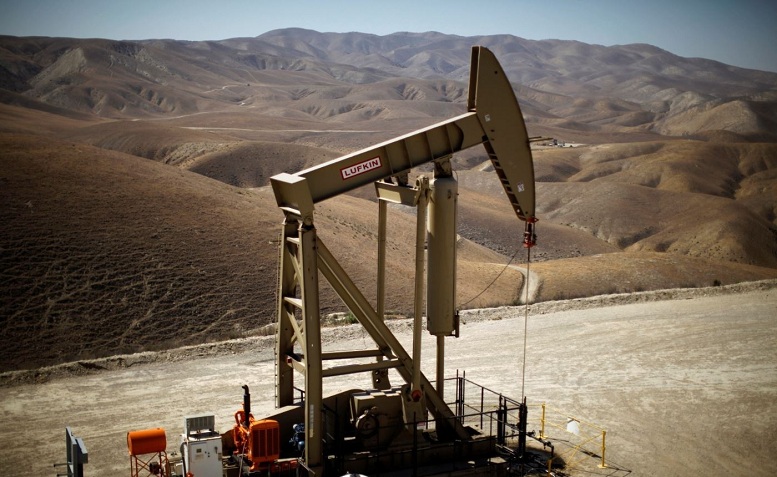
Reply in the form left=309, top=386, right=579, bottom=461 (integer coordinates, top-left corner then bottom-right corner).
left=276, top=215, right=324, bottom=471
left=275, top=180, right=469, bottom=474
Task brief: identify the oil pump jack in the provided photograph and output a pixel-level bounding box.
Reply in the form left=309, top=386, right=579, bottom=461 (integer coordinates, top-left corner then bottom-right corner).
left=56, top=47, right=542, bottom=477
left=260, top=46, right=537, bottom=476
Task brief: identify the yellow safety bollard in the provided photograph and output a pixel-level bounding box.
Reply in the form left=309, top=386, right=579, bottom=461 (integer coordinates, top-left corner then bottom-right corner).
left=598, top=429, right=607, bottom=468
left=540, top=403, right=546, bottom=439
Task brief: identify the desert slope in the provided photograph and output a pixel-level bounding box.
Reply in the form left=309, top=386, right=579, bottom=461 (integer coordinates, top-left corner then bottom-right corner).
left=0, top=133, right=279, bottom=370
left=1, top=30, right=776, bottom=373
left=1, top=281, right=776, bottom=477
left=3, top=31, right=777, bottom=139
left=0, top=132, right=522, bottom=372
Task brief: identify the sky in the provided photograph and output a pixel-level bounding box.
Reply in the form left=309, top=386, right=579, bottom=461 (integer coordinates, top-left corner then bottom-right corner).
left=1, top=0, right=776, bottom=73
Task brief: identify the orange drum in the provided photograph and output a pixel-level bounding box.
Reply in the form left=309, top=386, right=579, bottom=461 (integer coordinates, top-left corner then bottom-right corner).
left=127, top=428, right=167, bottom=456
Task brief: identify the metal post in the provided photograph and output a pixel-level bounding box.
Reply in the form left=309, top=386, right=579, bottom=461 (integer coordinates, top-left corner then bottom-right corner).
left=518, top=397, right=528, bottom=460
left=373, top=199, right=390, bottom=390
left=540, top=403, right=546, bottom=439
left=377, top=199, right=387, bottom=319
left=456, top=372, right=465, bottom=422
left=598, top=430, right=608, bottom=468
left=276, top=218, right=298, bottom=407
left=412, top=412, right=418, bottom=477
left=62, top=427, right=88, bottom=477
left=480, top=387, right=485, bottom=430
left=497, top=396, right=505, bottom=446
left=412, top=181, right=428, bottom=395
left=436, top=335, right=445, bottom=399
left=299, top=221, right=323, bottom=475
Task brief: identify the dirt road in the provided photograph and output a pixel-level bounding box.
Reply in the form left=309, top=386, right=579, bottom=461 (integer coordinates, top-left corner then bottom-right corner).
left=1, top=281, right=775, bottom=476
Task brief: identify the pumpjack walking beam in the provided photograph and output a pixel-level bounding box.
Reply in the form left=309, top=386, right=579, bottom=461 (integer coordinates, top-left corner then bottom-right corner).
left=272, top=47, right=535, bottom=221
left=270, top=46, right=536, bottom=475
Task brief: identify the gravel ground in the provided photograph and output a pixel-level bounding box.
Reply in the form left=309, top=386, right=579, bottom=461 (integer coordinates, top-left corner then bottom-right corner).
left=1, top=279, right=776, bottom=476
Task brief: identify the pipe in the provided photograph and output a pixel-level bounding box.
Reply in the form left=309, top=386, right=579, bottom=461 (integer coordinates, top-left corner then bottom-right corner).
left=426, top=176, right=457, bottom=336
left=242, top=385, right=251, bottom=428
left=436, top=335, right=445, bottom=400
left=180, top=442, right=187, bottom=476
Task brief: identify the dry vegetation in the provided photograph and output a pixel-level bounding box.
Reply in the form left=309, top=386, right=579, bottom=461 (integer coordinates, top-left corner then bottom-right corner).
left=1, top=30, right=776, bottom=373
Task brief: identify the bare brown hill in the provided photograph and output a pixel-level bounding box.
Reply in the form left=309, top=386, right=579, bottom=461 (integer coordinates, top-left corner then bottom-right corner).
left=462, top=141, right=777, bottom=268
left=187, top=141, right=341, bottom=187
left=1, top=31, right=776, bottom=374
left=2, top=106, right=776, bottom=375
left=1, top=133, right=279, bottom=371
left=529, top=252, right=777, bottom=301
left=0, top=132, right=522, bottom=372
left=3, top=31, right=777, bottom=140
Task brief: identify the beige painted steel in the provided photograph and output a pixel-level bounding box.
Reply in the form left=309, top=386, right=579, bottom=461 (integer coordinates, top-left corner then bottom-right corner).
left=374, top=198, right=390, bottom=390
left=271, top=114, right=482, bottom=216
left=314, top=239, right=468, bottom=439
left=275, top=219, right=298, bottom=408
left=271, top=46, right=535, bottom=222
left=377, top=199, right=387, bottom=320
left=274, top=220, right=324, bottom=474
left=469, top=46, right=536, bottom=221
left=374, top=181, right=419, bottom=205
left=426, top=175, right=458, bottom=336
left=412, top=178, right=429, bottom=393
left=269, top=46, right=536, bottom=472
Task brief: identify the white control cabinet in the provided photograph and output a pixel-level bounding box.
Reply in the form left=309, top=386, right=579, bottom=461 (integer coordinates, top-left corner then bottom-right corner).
left=182, top=415, right=222, bottom=477
left=183, top=435, right=222, bottom=477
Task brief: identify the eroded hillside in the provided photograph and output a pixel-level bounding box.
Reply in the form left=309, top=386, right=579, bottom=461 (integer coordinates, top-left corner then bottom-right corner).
left=0, top=133, right=523, bottom=372
left=1, top=30, right=776, bottom=372
left=3, top=31, right=777, bottom=139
